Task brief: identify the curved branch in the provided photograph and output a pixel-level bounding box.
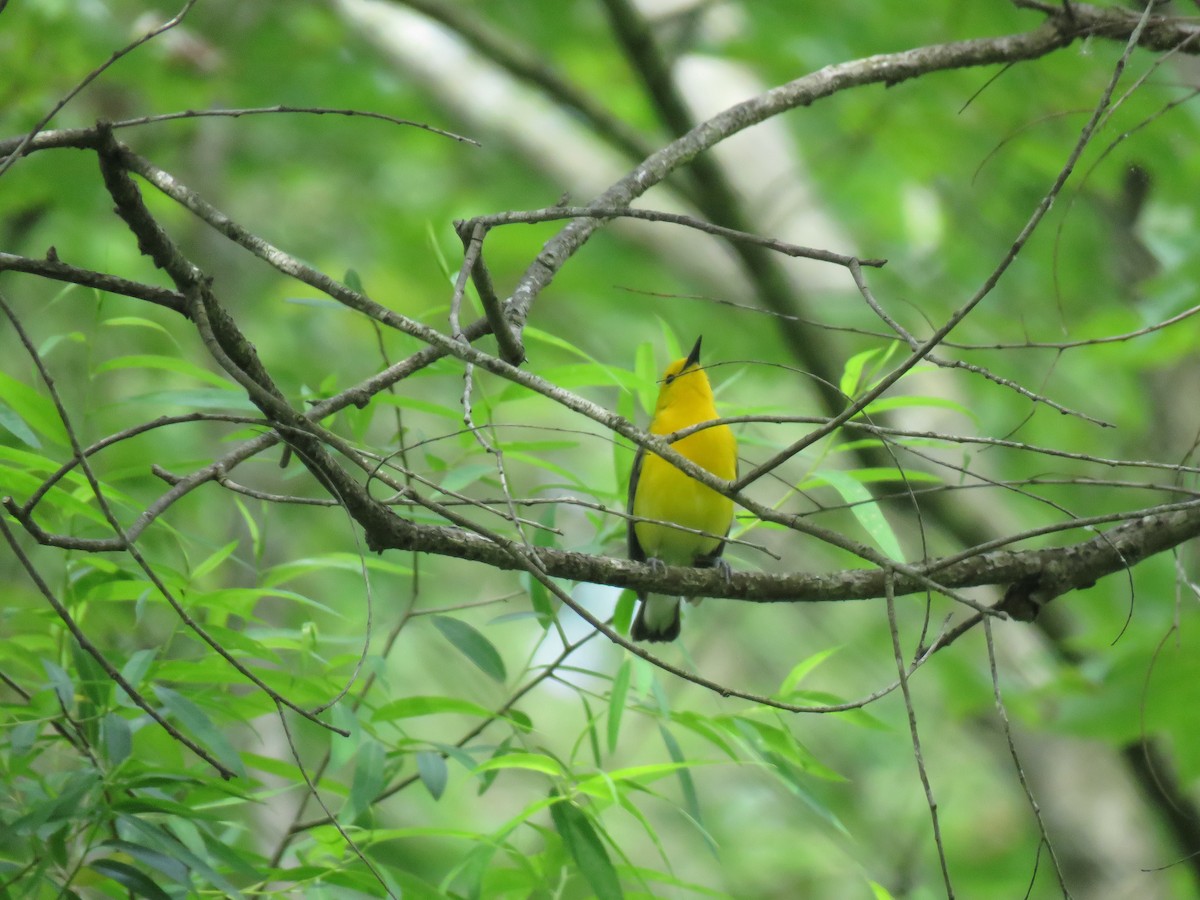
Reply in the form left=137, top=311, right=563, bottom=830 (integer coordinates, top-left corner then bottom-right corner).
left=505, top=2, right=1200, bottom=335
left=0, top=251, right=186, bottom=312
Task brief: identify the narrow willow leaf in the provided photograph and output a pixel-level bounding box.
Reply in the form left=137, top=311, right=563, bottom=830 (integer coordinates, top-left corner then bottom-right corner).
left=437, top=463, right=495, bottom=494
left=374, top=695, right=494, bottom=722
left=346, top=737, right=385, bottom=823
left=607, top=660, right=632, bottom=754
left=232, top=497, right=262, bottom=561
left=658, top=725, right=706, bottom=851
left=0, top=371, right=68, bottom=444
left=41, top=659, right=75, bottom=711
left=127, top=389, right=256, bottom=410
left=613, top=590, right=635, bottom=637
left=812, top=469, right=903, bottom=561
left=117, top=649, right=157, bottom=707
left=101, top=315, right=172, bottom=335
left=473, top=752, right=564, bottom=778
left=96, top=839, right=188, bottom=885
left=154, top=687, right=244, bottom=777
left=634, top=341, right=658, bottom=416
left=861, top=394, right=977, bottom=423
left=117, top=813, right=245, bottom=897
left=671, top=711, right=738, bottom=760
left=431, top=615, right=506, bottom=683
left=93, top=354, right=237, bottom=389
left=476, top=738, right=512, bottom=796
left=580, top=693, right=602, bottom=767
left=417, top=750, right=448, bottom=800
left=0, top=402, right=40, bottom=448
left=839, top=346, right=880, bottom=398
left=472, top=753, right=561, bottom=782
left=529, top=507, right=558, bottom=627
left=191, top=540, right=238, bottom=581
left=102, top=712, right=132, bottom=766
left=548, top=791, right=623, bottom=900
left=778, top=647, right=841, bottom=698
left=88, top=859, right=173, bottom=900
left=11, top=769, right=99, bottom=833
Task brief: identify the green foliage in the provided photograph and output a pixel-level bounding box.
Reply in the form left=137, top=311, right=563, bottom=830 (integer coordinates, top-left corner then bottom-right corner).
left=3, top=1, right=1200, bottom=898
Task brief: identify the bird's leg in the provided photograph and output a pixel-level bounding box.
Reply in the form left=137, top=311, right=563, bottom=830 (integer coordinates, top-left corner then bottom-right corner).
left=646, top=556, right=668, bottom=575
left=687, top=556, right=732, bottom=607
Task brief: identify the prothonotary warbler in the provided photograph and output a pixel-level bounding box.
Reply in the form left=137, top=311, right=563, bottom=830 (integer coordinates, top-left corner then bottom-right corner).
left=628, top=336, right=737, bottom=642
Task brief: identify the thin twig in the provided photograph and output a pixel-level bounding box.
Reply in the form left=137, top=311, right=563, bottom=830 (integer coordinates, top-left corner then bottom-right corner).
left=887, top=574, right=955, bottom=897
left=0, top=0, right=199, bottom=180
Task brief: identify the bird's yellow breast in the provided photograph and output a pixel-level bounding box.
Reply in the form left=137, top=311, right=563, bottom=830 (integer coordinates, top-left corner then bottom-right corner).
left=632, top=385, right=736, bottom=565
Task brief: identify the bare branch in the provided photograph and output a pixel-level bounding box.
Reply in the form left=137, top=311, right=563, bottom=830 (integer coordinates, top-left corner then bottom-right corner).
left=0, top=251, right=186, bottom=312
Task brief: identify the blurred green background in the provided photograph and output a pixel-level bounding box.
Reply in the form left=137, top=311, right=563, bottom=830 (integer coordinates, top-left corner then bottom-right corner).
left=3, top=1, right=1200, bottom=897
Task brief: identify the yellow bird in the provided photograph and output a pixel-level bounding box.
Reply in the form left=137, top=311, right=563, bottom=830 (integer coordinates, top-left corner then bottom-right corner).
left=628, top=337, right=737, bottom=642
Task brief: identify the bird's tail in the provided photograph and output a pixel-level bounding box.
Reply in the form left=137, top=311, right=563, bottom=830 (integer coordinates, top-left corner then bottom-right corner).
left=631, top=594, right=681, bottom=642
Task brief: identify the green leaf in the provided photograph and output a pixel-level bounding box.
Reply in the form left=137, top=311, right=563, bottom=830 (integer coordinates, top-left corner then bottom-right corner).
left=191, top=540, right=239, bottom=580
left=102, top=315, right=172, bottom=336
left=431, top=616, right=506, bottom=683
left=233, top=496, right=263, bottom=560
left=809, top=465, right=940, bottom=485
left=472, top=752, right=563, bottom=777
left=859, top=393, right=977, bottom=423
left=0, top=371, right=67, bottom=444
left=102, top=712, right=132, bottom=766
left=344, top=268, right=365, bottom=293
left=672, top=711, right=739, bottom=760
left=731, top=716, right=845, bottom=782
left=869, top=879, right=898, bottom=899
left=0, top=401, right=40, bottom=447
left=613, top=590, right=635, bottom=637
left=810, top=469, right=903, bottom=561
left=524, top=329, right=632, bottom=388
left=11, top=768, right=100, bottom=833
left=778, top=647, right=841, bottom=698
left=839, top=346, right=880, bottom=398
left=580, top=693, right=602, bottom=767
left=437, top=463, right=495, bottom=494
left=634, top=341, right=658, bottom=416
left=95, top=839, right=188, bottom=885
left=529, top=507, right=558, bottom=627
left=116, top=813, right=245, bottom=897
left=417, top=750, right=449, bottom=800
left=659, top=726, right=705, bottom=844
left=127, top=388, right=257, bottom=410
left=88, top=858, right=173, bottom=900
left=548, top=791, right=623, bottom=900
left=373, top=393, right=464, bottom=420
left=346, top=737, right=385, bottom=823
left=261, top=552, right=411, bottom=588
left=476, top=738, right=512, bottom=797
left=116, top=649, right=157, bottom=707
left=42, top=658, right=75, bottom=710
left=94, top=354, right=236, bottom=389
left=607, top=660, right=632, bottom=754
left=154, top=687, right=245, bottom=777
left=572, top=763, right=701, bottom=803
left=373, top=695, right=495, bottom=721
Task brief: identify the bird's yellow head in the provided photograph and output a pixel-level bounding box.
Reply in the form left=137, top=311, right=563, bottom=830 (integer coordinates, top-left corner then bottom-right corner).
left=653, top=336, right=715, bottom=416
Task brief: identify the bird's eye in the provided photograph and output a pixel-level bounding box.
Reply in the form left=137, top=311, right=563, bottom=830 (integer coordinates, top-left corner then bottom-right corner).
left=664, top=374, right=675, bottom=385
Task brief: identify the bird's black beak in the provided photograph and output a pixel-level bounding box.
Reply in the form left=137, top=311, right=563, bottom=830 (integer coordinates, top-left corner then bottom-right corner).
left=685, top=336, right=703, bottom=369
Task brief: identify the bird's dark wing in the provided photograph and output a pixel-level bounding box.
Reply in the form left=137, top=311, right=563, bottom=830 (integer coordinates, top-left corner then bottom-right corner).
left=695, top=455, right=736, bottom=567
left=626, top=445, right=646, bottom=563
